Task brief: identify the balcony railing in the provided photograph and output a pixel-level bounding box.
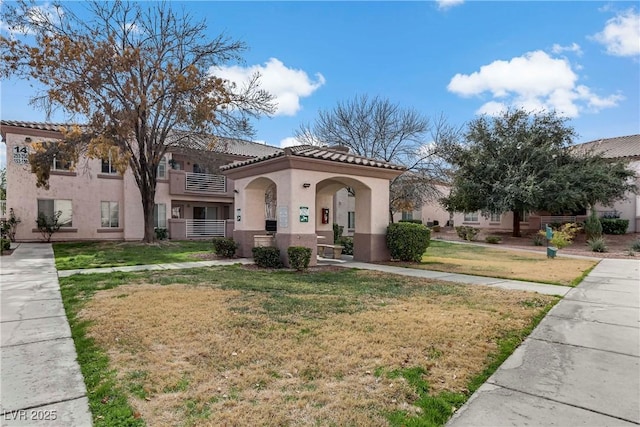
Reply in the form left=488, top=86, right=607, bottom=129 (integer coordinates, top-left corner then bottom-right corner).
left=186, top=219, right=226, bottom=238
left=185, top=172, right=226, bottom=193
left=0, top=200, right=6, bottom=218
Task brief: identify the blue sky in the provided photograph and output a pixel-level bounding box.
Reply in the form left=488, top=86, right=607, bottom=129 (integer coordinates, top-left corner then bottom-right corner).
left=1, top=1, right=639, bottom=168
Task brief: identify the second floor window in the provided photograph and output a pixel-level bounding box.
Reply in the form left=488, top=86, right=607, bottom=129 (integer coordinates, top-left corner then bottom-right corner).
left=101, top=155, right=118, bottom=174
left=52, top=155, right=71, bottom=171
left=157, top=156, right=167, bottom=179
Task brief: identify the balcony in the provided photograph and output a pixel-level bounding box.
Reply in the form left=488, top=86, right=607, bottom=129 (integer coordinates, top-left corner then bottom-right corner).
left=169, top=170, right=232, bottom=197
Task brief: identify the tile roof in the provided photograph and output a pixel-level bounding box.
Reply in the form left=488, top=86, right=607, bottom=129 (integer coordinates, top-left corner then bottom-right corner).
left=573, top=134, right=640, bottom=159
left=221, top=145, right=407, bottom=172
left=1, top=119, right=281, bottom=158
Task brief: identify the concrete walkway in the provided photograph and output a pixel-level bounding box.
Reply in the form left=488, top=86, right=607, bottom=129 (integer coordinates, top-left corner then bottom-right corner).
left=1, top=243, right=92, bottom=427
left=447, top=258, right=640, bottom=427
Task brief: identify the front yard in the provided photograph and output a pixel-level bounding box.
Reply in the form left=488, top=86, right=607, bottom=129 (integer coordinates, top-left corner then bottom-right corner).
left=60, top=266, right=557, bottom=426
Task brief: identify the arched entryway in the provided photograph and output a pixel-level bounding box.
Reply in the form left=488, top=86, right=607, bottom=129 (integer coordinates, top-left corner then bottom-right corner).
left=221, top=146, right=405, bottom=266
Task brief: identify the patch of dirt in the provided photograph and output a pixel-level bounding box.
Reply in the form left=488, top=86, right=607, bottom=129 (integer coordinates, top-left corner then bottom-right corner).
left=433, top=227, right=640, bottom=259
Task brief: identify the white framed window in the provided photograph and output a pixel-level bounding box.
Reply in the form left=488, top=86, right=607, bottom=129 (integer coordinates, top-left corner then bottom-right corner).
left=101, top=201, right=119, bottom=228
left=157, top=156, right=167, bottom=179
left=347, top=211, right=355, bottom=229
left=490, top=212, right=501, bottom=223
left=520, top=210, right=530, bottom=223
left=37, top=199, right=72, bottom=227
left=464, top=211, right=479, bottom=222
left=52, top=155, right=71, bottom=171
left=101, top=151, right=118, bottom=174
left=154, top=203, right=167, bottom=228
left=402, top=211, right=413, bottom=221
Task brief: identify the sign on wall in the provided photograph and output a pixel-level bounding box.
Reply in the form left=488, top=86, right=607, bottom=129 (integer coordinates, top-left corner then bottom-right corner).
left=299, top=206, right=309, bottom=223
left=13, top=146, right=29, bottom=165
left=278, top=206, right=289, bottom=228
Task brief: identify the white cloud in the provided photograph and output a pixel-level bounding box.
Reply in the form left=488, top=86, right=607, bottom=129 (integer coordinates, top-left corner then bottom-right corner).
left=447, top=50, right=624, bottom=118
left=279, top=137, right=301, bottom=148
left=436, top=0, right=464, bottom=11
left=551, top=42, right=583, bottom=56
left=0, top=2, right=62, bottom=36
left=211, top=58, right=325, bottom=117
left=591, top=9, right=640, bottom=57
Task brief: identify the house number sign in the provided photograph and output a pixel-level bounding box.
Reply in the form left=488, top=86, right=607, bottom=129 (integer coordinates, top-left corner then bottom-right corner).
left=13, top=145, right=29, bottom=165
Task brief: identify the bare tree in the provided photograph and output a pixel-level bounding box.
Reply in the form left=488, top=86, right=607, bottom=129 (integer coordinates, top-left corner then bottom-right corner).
left=295, top=95, right=458, bottom=221
left=0, top=0, right=275, bottom=242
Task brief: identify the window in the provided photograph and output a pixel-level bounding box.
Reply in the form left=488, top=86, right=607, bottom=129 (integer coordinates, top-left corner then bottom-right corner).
left=101, top=202, right=119, bottom=228
left=520, top=210, right=530, bottom=223
left=37, top=199, right=72, bottom=227
left=402, top=211, right=413, bottom=221
left=157, top=156, right=167, bottom=179
left=347, top=211, right=356, bottom=229
left=101, top=152, right=118, bottom=174
left=52, top=156, right=71, bottom=171
left=490, top=212, right=501, bottom=223
left=463, top=211, right=479, bottom=222
left=154, top=203, right=167, bottom=228
left=172, top=206, right=182, bottom=219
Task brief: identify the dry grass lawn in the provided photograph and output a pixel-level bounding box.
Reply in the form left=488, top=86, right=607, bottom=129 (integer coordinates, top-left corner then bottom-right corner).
left=415, top=241, right=597, bottom=285
left=79, top=268, right=555, bottom=426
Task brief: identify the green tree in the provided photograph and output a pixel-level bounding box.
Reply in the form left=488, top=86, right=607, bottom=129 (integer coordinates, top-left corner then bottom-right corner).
left=0, top=167, right=6, bottom=200
left=442, top=109, right=636, bottom=237
left=1, top=0, right=274, bottom=242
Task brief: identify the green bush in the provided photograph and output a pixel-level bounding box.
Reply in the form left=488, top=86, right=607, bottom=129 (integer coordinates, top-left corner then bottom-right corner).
left=532, top=233, right=546, bottom=246
left=287, top=246, right=312, bottom=271
left=386, top=222, right=431, bottom=262
left=587, top=237, right=608, bottom=253
left=584, top=209, right=603, bottom=240
left=154, top=227, right=168, bottom=240
left=631, top=239, right=640, bottom=252
left=455, top=225, right=480, bottom=241
left=1, top=238, right=10, bottom=251
left=36, top=211, right=62, bottom=242
left=332, top=223, right=344, bottom=242
left=252, top=246, right=283, bottom=269
left=338, top=236, right=354, bottom=255
left=600, top=218, right=629, bottom=235
left=212, top=237, right=238, bottom=258
left=485, top=235, right=501, bottom=244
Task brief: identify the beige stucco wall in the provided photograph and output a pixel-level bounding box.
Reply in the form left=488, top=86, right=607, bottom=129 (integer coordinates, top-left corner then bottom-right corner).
left=593, top=159, right=640, bottom=233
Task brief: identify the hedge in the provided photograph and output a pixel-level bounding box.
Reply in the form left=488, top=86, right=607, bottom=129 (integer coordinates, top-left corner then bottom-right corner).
left=386, top=222, right=431, bottom=262
left=287, top=246, right=312, bottom=271
left=600, top=218, right=628, bottom=235
left=212, top=237, right=238, bottom=258
left=252, top=246, right=283, bottom=268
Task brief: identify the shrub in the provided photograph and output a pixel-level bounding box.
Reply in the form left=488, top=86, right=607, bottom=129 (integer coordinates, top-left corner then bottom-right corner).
left=455, top=226, right=480, bottom=241
left=36, top=211, right=62, bottom=242
left=532, top=233, right=546, bottom=246
left=587, top=237, right=608, bottom=253
left=212, top=237, right=238, bottom=258
left=600, top=218, right=628, bottom=235
left=387, top=222, right=431, bottom=262
left=252, top=246, right=283, bottom=269
left=288, top=246, right=311, bottom=271
left=1, top=238, right=10, bottom=252
left=630, top=239, right=640, bottom=252
left=338, top=236, right=354, bottom=255
left=1, top=208, right=21, bottom=242
left=549, top=222, right=581, bottom=249
left=485, top=235, right=501, bottom=244
left=154, top=227, right=168, bottom=240
left=332, top=223, right=344, bottom=242
left=584, top=209, right=603, bottom=241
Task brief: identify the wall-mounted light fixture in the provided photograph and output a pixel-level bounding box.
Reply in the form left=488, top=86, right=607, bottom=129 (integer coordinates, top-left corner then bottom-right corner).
left=233, top=189, right=239, bottom=193
left=302, top=183, right=311, bottom=188
left=24, top=137, right=32, bottom=143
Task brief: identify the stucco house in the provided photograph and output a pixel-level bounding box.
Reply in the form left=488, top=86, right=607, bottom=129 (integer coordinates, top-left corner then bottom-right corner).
left=1, top=120, right=282, bottom=242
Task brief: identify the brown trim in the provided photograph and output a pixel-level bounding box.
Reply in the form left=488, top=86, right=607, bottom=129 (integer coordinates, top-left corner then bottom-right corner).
left=97, top=173, right=123, bottom=180
left=1, top=126, right=64, bottom=140
left=50, top=170, right=77, bottom=177
left=31, top=228, right=78, bottom=233
left=97, top=228, right=124, bottom=233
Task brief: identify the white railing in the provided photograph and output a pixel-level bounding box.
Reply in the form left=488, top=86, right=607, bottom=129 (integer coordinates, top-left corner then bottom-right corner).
left=0, top=200, right=6, bottom=218
left=539, top=216, right=576, bottom=228
left=186, top=219, right=226, bottom=238
left=185, top=172, right=226, bottom=193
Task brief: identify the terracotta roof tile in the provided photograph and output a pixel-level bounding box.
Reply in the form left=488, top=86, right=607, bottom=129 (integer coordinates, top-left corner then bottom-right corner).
left=574, top=134, right=640, bottom=159
left=221, top=145, right=406, bottom=172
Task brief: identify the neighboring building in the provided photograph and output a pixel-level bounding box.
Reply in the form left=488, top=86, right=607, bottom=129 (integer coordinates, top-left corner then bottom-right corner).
left=1, top=120, right=281, bottom=241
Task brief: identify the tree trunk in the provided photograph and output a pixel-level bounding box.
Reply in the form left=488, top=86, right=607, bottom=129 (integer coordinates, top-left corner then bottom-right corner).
left=140, top=184, right=157, bottom=243
left=512, top=210, right=521, bottom=237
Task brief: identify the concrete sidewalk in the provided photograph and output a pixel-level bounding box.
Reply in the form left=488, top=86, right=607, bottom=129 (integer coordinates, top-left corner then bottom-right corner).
left=1, top=243, right=92, bottom=427
left=446, top=258, right=640, bottom=427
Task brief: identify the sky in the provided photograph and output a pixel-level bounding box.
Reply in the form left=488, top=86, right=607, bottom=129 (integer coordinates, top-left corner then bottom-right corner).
left=1, top=0, right=639, bottom=168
